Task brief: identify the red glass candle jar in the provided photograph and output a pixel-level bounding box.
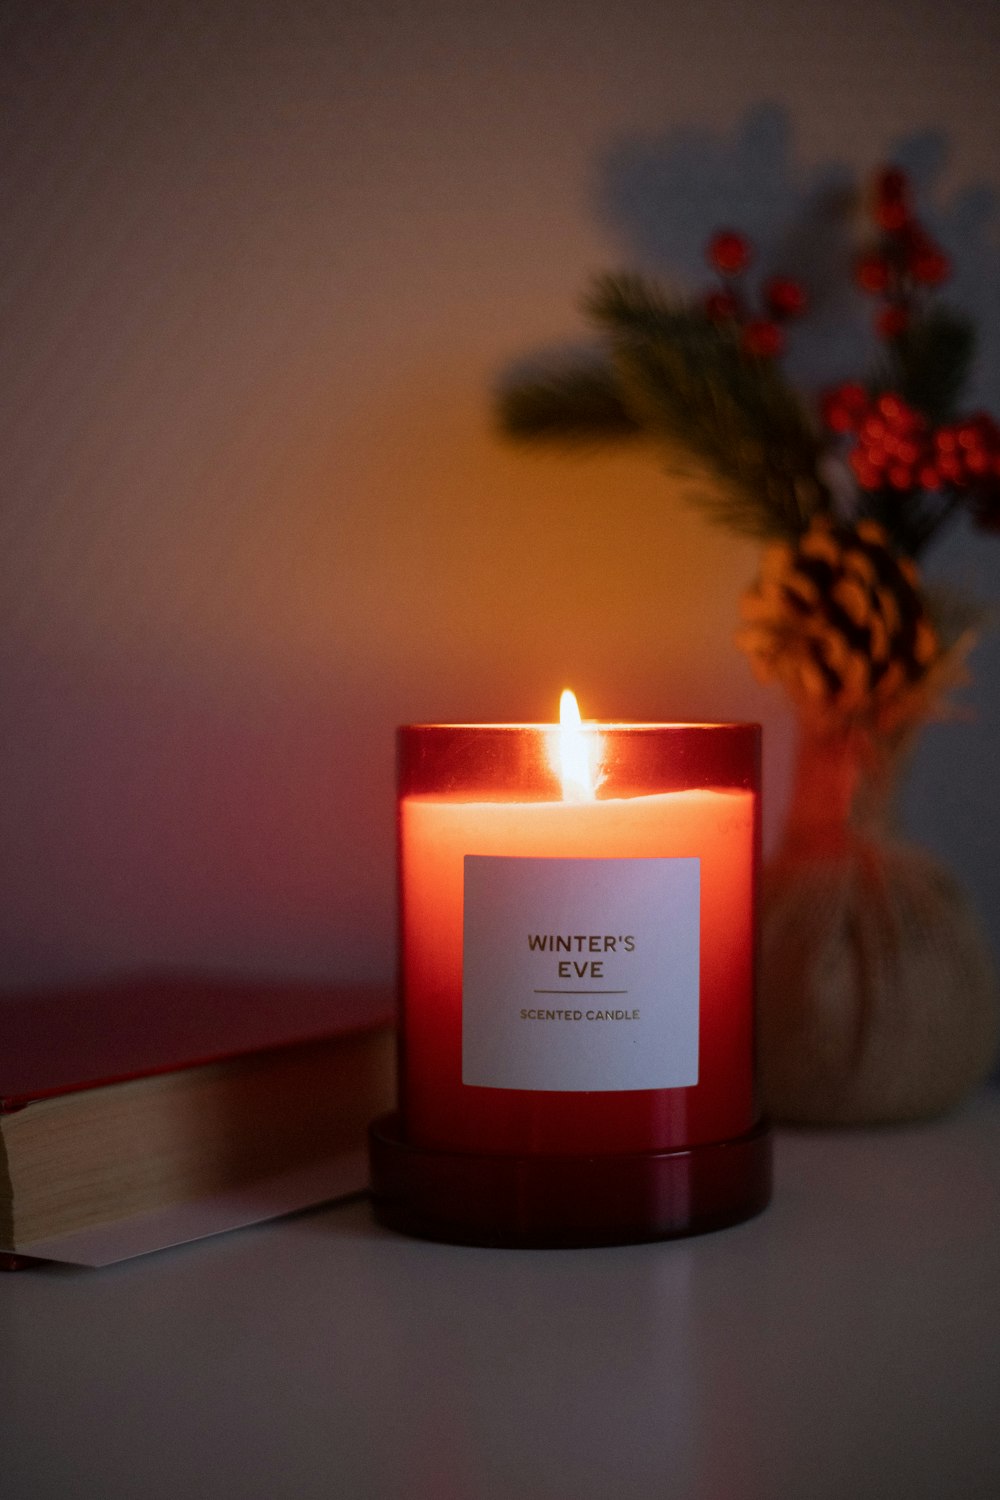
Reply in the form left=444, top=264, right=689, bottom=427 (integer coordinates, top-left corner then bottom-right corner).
left=369, top=701, right=771, bottom=1245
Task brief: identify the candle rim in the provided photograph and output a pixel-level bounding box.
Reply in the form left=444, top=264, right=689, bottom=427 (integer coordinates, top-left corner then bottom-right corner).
left=398, top=721, right=761, bottom=732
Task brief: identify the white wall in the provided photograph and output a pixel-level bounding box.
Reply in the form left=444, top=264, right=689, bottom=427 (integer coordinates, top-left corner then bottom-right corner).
left=1, top=0, right=998, bottom=990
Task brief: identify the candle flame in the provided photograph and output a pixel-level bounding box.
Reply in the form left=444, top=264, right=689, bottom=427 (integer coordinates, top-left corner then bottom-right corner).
left=558, top=689, right=598, bottom=802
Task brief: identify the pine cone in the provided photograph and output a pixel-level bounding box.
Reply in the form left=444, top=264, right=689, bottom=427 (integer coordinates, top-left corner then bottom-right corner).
left=737, top=517, right=940, bottom=732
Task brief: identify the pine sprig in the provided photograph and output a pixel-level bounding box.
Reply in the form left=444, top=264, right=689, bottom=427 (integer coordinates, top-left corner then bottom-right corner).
left=497, top=271, right=830, bottom=540
left=490, top=166, right=998, bottom=741
left=611, top=319, right=827, bottom=538
left=884, top=307, right=976, bottom=426
left=582, top=271, right=695, bottom=343
left=497, top=362, right=641, bottom=443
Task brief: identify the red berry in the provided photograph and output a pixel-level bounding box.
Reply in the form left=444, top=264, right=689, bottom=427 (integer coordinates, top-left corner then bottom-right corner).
left=707, top=230, right=752, bottom=275
left=875, top=392, right=908, bottom=425
left=839, top=381, right=870, bottom=413
left=741, top=320, right=784, bottom=358
left=871, top=168, right=912, bottom=232
left=704, top=290, right=741, bottom=321
left=838, top=382, right=869, bottom=419
left=764, top=276, right=807, bottom=318
left=848, top=449, right=882, bottom=489
left=918, top=464, right=943, bottom=491
left=876, top=305, right=910, bottom=339
left=937, top=452, right=965, bottom=483
left=888, top=463, right=915, bottom=490
left=894, top=438, right=921, bottom=466
left=821, top=382, right=869, bottom=433
left=958, top=415, right=1000, bottom=459
left=909, top=245, right=950, bottom=285
left=855, top=253, right=891, bottom=294
left=875, top=200, right=911, bottom=232
left=823, top=403, right=852, bottom=435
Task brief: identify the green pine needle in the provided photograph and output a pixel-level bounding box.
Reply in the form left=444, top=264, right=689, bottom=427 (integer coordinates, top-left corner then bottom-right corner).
left=883, top=306, right=976, bottom=425
left=582, top=272, right=694, bottom=342
left=495, top=271, right=831, bottom=541
left=612, top=327, right=826, bottom=538
left=496, top=362, right=642, bottom=443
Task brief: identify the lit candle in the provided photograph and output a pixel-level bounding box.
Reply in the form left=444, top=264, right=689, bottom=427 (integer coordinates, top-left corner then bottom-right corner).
left=370, top=694, right=770, bottom=1245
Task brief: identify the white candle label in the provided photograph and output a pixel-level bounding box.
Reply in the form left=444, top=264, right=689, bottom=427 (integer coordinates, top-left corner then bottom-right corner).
left=461, top=855, right=700, bottom=1092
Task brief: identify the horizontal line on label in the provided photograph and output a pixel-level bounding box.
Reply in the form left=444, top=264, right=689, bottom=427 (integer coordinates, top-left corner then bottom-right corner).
left=532, top=989, right=630, bottom=995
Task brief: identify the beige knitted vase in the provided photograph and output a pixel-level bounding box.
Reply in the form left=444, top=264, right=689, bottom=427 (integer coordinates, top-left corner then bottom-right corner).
left=758, top=725, right=1000, bottom=1124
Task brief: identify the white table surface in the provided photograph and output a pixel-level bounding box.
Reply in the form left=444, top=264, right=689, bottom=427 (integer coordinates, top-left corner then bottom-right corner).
left=3, top=1089, right=999, bottom=1500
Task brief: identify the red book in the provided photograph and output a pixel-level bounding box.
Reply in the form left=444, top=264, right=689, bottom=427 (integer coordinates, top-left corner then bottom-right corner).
left=0, top=974, right=395, bottom=1267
